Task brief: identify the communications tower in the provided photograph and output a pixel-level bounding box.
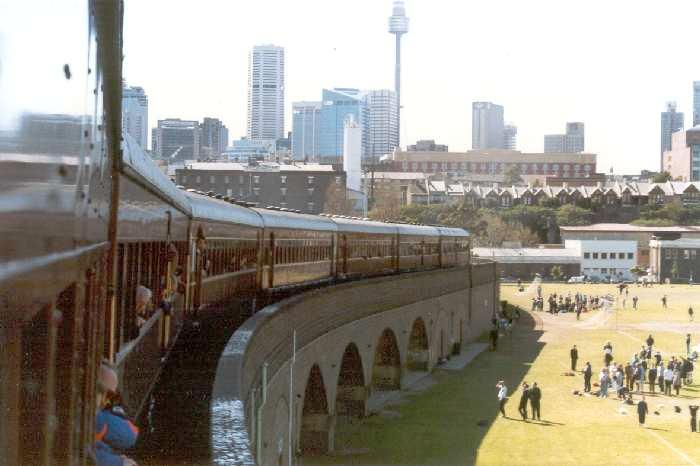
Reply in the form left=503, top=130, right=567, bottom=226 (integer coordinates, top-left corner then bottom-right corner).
left=388, top=1, right=408, bottom=149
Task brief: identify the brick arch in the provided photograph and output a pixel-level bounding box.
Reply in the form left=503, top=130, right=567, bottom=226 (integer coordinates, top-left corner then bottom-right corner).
left=371, top=328, right=402, bottom=391
left=335, top=343, right=366, bottom=417
left=300, top=364, right=330, bottom=454
left=406, top=317, right=429, bottom=371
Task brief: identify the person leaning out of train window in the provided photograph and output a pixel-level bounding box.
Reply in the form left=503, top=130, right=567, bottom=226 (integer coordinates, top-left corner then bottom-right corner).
left=135, top=285, right=153, bottom=329
left=95, top=361, right=139, bottom=466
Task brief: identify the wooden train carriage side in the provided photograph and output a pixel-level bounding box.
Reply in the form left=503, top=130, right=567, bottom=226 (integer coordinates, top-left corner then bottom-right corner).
left=397, top=224, right=441, bottom=271
left=436, top=227, right=471, bottom=268
left=330, top=217, right=399, bottom=277
left=185, top=192, right=263, bottom=313
left=253, top=209, right=338, bottom=289
left=112, top=135, right=192, bottom=418
left=0, top=1, right=122, bottom=464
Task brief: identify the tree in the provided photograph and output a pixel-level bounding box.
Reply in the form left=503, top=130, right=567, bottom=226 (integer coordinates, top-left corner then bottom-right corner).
left=368, top=191, right=403, bottom=221
left=473, top=212, right=539, bottom=247
left=323, top=183, right=353, bottom=216
left=652, top=171, right=672, bottom=183
left=551, top=265, right=563, bottom=281
left=671, top=260, right=680, bottom=279
left=630, top=265, right=647, bottom=277
left=555, top=204, right=594, bottom=227
left=503, top=165, right=523, bottom=185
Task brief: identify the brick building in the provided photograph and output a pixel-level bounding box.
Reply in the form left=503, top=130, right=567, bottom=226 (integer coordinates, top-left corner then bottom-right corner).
left=650, top=237, right=700, bottom=283
left=175, top=162, right=345, bottom=214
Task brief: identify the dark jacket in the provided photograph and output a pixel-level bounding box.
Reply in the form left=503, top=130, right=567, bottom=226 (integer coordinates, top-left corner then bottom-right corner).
left=519, top=388, right=530, bottom=406
left=529, top=386, right=542, bottom=404
left=637, top=401, right=648, bottom=415
left=584, top=365, right=592, bottom=378
left=570, top=348, right=578, bottom=360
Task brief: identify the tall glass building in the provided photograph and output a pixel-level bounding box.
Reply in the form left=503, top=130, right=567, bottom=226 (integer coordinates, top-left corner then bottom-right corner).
left=319, top=88, right=368, bottom=159
left=693, top=81, right=700, bottom=127
left=661, top=101, right=684, bottom=169
left=291, top=101, right=321, bottom=161
left=367, top=89, right=398, bottom=159
left=247, top=45, right=285, bottom=141
left=122, top=86, right=148, bottom=149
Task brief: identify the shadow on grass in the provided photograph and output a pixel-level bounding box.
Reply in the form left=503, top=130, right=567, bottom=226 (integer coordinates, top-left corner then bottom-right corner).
left=312, top=309, right=547, bottom=465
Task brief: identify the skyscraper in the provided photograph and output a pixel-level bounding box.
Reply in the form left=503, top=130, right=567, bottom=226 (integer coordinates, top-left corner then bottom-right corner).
left=472, top=102, right=505, bottom=150
left=693, top=81, right=700, bottom=127
left=247, top=45, right=285, bottom=141
left=199, top=117, right=229, bottom=158
left=503, top=124, right=518, bottom=150
left=152, top=119, right=200, bottom=161
left=122, top=86, right=148, bottom=149
left=367, top=89, right=398, bottom=159
left=292, top=102, right=322, bottom=161
left=544, top=122, right=585, bottom=153
left=319, top=88, right=368, bottom=159
left=661, top=102, right=684, bottom=168
left=388, top=1, right=408, bottom=149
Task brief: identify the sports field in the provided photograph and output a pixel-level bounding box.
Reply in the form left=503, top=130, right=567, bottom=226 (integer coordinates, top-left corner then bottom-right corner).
left=308, top=283, right=700, bottom=466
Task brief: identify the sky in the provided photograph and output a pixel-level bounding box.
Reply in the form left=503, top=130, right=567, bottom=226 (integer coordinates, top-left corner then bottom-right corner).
left=121, top=0, right=700, bottom=174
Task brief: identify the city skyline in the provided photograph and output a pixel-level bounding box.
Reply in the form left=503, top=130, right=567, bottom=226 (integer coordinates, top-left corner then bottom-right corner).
left=121, top=0, right=700, bottom=173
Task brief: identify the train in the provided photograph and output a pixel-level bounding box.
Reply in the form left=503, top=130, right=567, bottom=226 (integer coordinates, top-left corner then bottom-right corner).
left=0, top=2, right=469, bottom=466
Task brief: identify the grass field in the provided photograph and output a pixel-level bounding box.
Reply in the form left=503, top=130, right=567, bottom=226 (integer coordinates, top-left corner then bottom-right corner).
left=307, top=283, right=700, bottom=466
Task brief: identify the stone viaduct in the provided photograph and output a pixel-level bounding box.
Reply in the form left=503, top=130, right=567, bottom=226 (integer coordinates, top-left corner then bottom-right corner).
left=211, top=262, right=499, bottom=466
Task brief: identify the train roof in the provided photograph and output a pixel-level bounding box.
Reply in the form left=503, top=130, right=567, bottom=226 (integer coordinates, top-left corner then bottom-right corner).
left=251, top=208, right=338, bottom=232
left=396, top=223, right=441, bottom=236
left=121, top=134, right=191, bottom=215
left=329, top=216, right=399, bottom=235
left=436, top=226, right=470, bottom=237
left=184, top=191, right=263, bottom=227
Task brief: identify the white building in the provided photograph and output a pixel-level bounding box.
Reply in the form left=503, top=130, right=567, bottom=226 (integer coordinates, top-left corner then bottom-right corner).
left=367, top=89, right=398, bottom=159
left=565, top=239, right=637, bottom=280
left=247, top=45, right=285, bottom=141
left=122, top=86, right=148, bottom=149
left=343, top=116, right=362, bottom=192
left=544, top=122, right=585, bottom=154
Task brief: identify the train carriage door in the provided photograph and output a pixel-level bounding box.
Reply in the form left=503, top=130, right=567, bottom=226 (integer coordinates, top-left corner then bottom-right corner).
left=438, top=235, right=443, bottom=268
left=341, top=234, right=348, bottom=275
left=420, top=238, right=425, bottom=266
left=193, top=226, right=206, bottom=315
left=268, top=232, right=275, bottom=288
left=330, top=233, right=336, bottom=277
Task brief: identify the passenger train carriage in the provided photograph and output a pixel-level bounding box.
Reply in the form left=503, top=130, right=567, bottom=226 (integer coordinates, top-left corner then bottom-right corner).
left=0, top=2, right=470, bottom=465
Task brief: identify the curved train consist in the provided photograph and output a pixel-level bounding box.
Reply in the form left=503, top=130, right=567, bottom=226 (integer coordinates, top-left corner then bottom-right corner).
left=0, top=2, right=469, bottom=466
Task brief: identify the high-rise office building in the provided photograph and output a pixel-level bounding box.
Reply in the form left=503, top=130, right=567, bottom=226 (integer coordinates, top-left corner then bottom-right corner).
left=247, top=45, right=285, bottom=141
left=544, top=122, right=585, bottom=153
left=661, top=102, right=684, bottom=168
left=122, top=86, right=148, bottom=149
left=199, top=117, right=229, bottom=158
left=503, top=124, right=518, bottom=150
left=152, top=119, right=200, bottom=161
left=292, top=101, right=322, bottom=161
left=319, top=88, right=368, bottom=159
left=693, top=81, right=700, bottom=127
left=367, top=89, right=398, bottom=159
left=472, top=102, right=505, bottom=149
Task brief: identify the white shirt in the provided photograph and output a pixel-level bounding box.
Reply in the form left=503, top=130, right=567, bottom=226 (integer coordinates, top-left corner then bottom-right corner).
left=498, top=385, right=508, bottom=400
left=664, top=368, right=673, bottom=380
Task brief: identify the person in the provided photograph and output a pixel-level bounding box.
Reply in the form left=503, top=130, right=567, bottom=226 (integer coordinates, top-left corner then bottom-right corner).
left=624, top=362, right=634, bottom=391
left=599, top=370, right=609, bottom=398
left=95, top=362, right=139, bottom=466
left=570, top=345, right=579, bottom=371
left=496, top=381, right=508, bottom=418
left=664, top=366, right=674, bottom=395
left=584, top=362, right=593, bottom=392
left=489, top=326, right=499, bottom=351
left=135, top=285, right=153, bottom=329
left=529, top=382, right=542, bottom=421
left=576, top=305, right=582, bottom=320
left=662, top=295, right=667, bottom=309
left=648, top=364, right=657, bottom=394
left=637, top=396, right=648, bottom=426
left=690, top=405, right=699, bottom=433
left=673, top=369, right=682, bottom=396
left=690, top=306, right=695, bottom=322
left=604, top=346, right=613, bottom=367
left=646, top=334, right=654, bottom=349
left=632, top=296, right=638, bottom=310
left=658, top=362, right=665, bottom=393
left=687, top=334, right=692, bottom=356
left=634, top=364, right=643, bottom=393
left=518, top=382, right=530, bottom=420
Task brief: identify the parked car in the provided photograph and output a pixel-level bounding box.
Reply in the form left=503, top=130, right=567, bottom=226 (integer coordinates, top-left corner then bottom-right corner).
left=568, top=275, right=585, bottom=284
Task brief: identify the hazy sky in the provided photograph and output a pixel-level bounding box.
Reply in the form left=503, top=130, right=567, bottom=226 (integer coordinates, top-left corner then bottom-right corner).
left=122, top=0, right=700, bottom=174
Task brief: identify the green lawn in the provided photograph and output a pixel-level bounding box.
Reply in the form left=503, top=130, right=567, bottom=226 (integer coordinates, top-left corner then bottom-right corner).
left=308, top=283, right=700, bottom=466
